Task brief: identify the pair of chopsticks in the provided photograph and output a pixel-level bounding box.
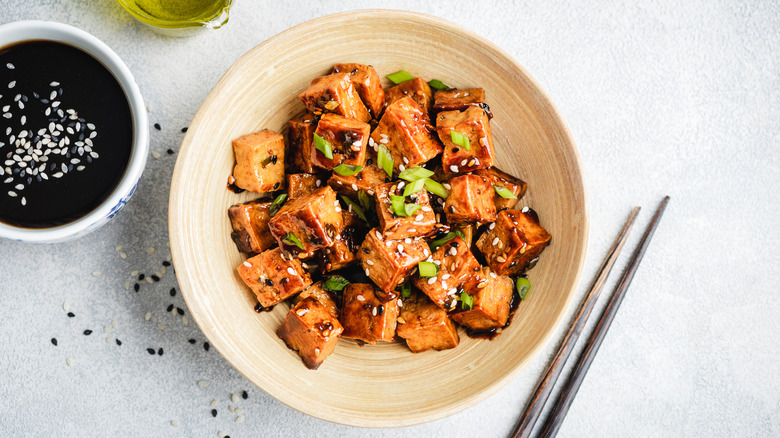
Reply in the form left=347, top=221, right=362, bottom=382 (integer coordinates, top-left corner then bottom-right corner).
left=512, top=196, right=670, bottom=438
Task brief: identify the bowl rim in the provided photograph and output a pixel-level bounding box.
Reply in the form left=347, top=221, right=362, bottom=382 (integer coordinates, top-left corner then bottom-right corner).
left=0, top=20, right=148, bottom=243
left=170, top=8, right=589, bottom=427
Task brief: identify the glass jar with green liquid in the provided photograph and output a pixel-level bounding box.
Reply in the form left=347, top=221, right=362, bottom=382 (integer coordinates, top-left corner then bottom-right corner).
left=116, top=0, right=231, bottom=35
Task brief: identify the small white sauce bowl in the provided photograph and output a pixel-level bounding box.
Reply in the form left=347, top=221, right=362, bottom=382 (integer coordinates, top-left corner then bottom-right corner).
left=0, top=20, right=148, bottom=243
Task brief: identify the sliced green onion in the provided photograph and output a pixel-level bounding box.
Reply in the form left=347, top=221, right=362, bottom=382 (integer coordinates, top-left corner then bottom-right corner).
left=387, top=70, right=414, bottom=84
left=400, top=282, right=412, bottom=298
left=269, top=193, right=288, bottom=217
left=460, top=290, right=474, bottom=310
left=402, top=178, right=426, bottom=197
left=324, top=275, right=349, bottom=291
left=340, top=195, right=368, bottom=222
left=429, top=230, right=465, bottom=251
left=418, top=261, right=439, bottom=278
left=333, top=163, right=363, bottom=176
left=390, top=194, right=407, bottom=217
left=424, top=179, right=449, bottom=199
left=428, top=79, right=450, bottom=91
left=282, top=232, right=304, bottom=250
left=516, top=276, right=531, bottom=300
left=404, top=203, right=421, bottom=216
left=399, top=167, right=434, bottom=182
left=314, top=133, right=333, bottom=159
left=494, top=185, right=517, bottom=199
left=358, top=190, right=372, bottom=212
left=377, top=144, right=394, bottom=177
left=450, top=130, right=470, bottom=151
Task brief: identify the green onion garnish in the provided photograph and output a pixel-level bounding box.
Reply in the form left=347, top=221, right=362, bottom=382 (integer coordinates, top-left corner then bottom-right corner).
left=429, top=230, right=465, bottom=251
left=269, top=193, right=288, bottom=217
left=494, top=185, right=517, bottom=199
left=402, top=178, right=426, bottom=197
left=404, top=203, right=421, bottom=216
left=424, top=179, right=449, bottom=199
left=324, top=275, right=349, bottom=291
left=333, top=163, right=363, bottom=176
left=390, top=195, right=407, bottom=217
left=428, top=79, right=450, bottom=90
left=387, top=70, right=414, bottom=84
left=358, top=190, right=372, bottom=212
left=418, top=261, right=439, bottom=278
left=340, top=195, right=368, bottom=222
left=282, top=232, right=304, bottom=250
left=460, top=290, right=474, bottom=310
left=398, top=166, right=434, bottom=182
left=450, top=130, right=470, bottom=151
left=314, top=133, right=333, bottom=160
left=377, top=144, right=394, bottom=177
left=516, top=276, right=531, bottom=300
left=401, top=282, right=412, bottom=298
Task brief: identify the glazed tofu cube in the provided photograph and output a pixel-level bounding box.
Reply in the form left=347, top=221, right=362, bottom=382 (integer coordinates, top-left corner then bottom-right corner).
left=450, top=267, right=513, bottom=330
left=231, top=129, right=285, bottom=193
left=373, top=181, right=436, bottom=240
left=333, top=63, right=385, bottom=119
left=396, top=291, right=459, bottom=352
left=287, top=112, right=317, bottom=173
left=298, top=72, right=371, bottom=122
left=340, top=283, right=399, bottom=344
left=237, top=248, right=312, bottom=308
left=475, top=167, right=527, bottom=211
left=444, top=174, right=497, bottom=224
left=370, top=96, right=441, bottom=174
left=227, top=199, right=275, bottom=254
left=432, top=88, right=491, bottom=118
left=287, top=173, right=328, bottom=199
left=277, top=291, right=343, bottom=370
left=293, top=281, right=340, bottom=318
left=437, top=106, right=495, bottom=172
left=358, top=228, right=430, bottom=298
left=312, top=113, right=370, bottom=170
left=412, top=236, right=481, bottom=310
left=317, top=211, right=367, bottom=272
left=268, top=186, right=343, bottom=255
left=328, top=152, right=391, bottom=197
left=384, top=78, right=433, bottom=119
left=475, top=209, right=552, bottom=276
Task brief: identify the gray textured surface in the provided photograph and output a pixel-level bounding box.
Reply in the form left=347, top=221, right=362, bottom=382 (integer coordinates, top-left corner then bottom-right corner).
left=0, top=1, right=778, bottom=437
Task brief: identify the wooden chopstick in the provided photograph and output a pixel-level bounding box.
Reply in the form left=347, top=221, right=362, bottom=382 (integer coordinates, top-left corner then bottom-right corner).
left=537, top=196, right=670, bottom=438
left=511, top=206, right=641, bottom=438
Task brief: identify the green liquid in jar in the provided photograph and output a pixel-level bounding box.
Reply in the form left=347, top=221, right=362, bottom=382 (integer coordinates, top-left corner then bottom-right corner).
left=119, top=0, right=231, bottom=28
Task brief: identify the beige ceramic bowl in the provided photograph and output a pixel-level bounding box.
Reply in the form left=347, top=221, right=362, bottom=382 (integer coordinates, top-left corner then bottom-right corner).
left=169, top=10, right=587, bottom=427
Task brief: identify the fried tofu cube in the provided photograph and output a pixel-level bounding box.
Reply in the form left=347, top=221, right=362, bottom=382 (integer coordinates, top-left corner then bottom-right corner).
left=277, top=286, right=343, bottom=370
left=432, top=88, right=491, bottom=118
left=437, top=106, right=495, bottom=172
left=317, top=211, right=367, bottom=272
left=358, top=228, right=430, bottom=298
left=227, top=199, right=275, bottom=254
left=396, top=291, right=459, bottom=352
left=475, top=167, right=527, bottom=211
left=312, top=113, right=370, bottom=170
left=412, top=236, right=481, bottom=310
left=231, top=129, right=285, bottom=193
left=287, top=173, right=328, bottom=199
left=370, top=96, right=441, bottom=174
left=384, top=78, right=433, bottom=119
left=328, top=152, right=391, bottom=197
left=237, top=248, right=312, bottom=307
left=340, top=283, right=399, bottom=344
left=444, top=174, right=497, bottom=224
left=287, top=113, right=317, bottom=173
left=268, top=186, right=343, bottom=254
left=475, top=209, right=552, bottom=276
left=333, top=63, right=385, bottom=119
left=298, top=73, right=371, bottom=122
left=373, top=181, right=436, bottom=240
left=450, top=267, right=513, bottom=330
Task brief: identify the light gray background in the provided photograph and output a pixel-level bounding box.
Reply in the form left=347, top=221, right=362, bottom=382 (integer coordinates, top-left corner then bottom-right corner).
left=0, top=1, right=777, bottom=437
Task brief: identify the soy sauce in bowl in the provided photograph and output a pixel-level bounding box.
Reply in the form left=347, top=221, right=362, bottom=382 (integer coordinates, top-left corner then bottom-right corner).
left=0, top=41, right=133, bottom=228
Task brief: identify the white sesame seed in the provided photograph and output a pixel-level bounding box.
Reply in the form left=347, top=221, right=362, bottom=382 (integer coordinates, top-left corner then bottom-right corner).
left=296, top=308, right=309, bottom=316
left=402, top=157, right=409, bottom=164
left=365, top=268, right=370, bottom=276
left=145, top=312, right=152, bottom=321
left=427, top=277, right=437, bottom=284
left=243, top=261, right=252, bottom=267
left=351, top=183, right=358, bottom=191
left=7, top=191, right=17, bottom=197
left=157, top=322, right=165, bottom=330
left=460, top=159, right=467, bottom=166
left=442, top=274, right=451, bottom=280
left=448, top=288, right=458, bottom=295
left=399, top=164, right=406, bottom=171
left=489, top=222, right=496, bottom=230
left=492, top=237, right=500, bottom=246
left=198, top=380, right=209, bottom=388
left=397, top=181, right=405, bottom=190
left=490, top=272, right=498, bottom=278
left=441, top=281, right=448, bottom=289
left=366, top=260, right=374, bottom=266
left=92, top=270, right=102, bottom=277
left=287, top=267, right=296, bottom=275
left=415, top=214, right=424, bottom=222
left=372, top=307, right=377, bottom=316
left=375, top=231, right=382, bottom=239
left=2, top=105, right=8, bottom=112
left=408, top=228, right=417, bottom=233
left=397, top=244, right=404, bottom=253
left=152, top=151, right=161, bottom=159
left=314, top=348, right=321, bottom=355
left=66, top=357, right=73, bottom=367
left=449, top=247, right=457, bottom=256
left=379, top=138, right=389, bottom=144
left=522, top=206, right=530, bottom=213
left=404, top=238, right=412, bottom=244
left=356, top=295, right=365, bottom=301
left=6, top=63, right=13, bottom=69
left=50, top=81, right=59, bottom=87
left=449, top=165, right=458, bottom=172
left=397, top=299, right=403, bottom=307
left=8, top=81, right=15, bottom=89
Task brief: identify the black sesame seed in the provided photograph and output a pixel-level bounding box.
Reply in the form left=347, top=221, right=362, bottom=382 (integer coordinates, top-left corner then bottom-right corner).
left=211, top=409, right=217, bottom=417
left=188, top=339, right=197, bottom=345
left=154, top=123, right=161, bottom=130
left=147, top=348, right=155, bottom=355
left=264, top=278, right=274, bottom=286
left=158, top=348, right=164, bottom=356
left=177, top=307, right=184, bottom=316
left=450, top=241, right=459, bottom=248
left=181, top=127, right=188, bottom=133
left=67, top=312, right=75, bottom=318
left=83, top=330, right=92, bottom=335
left=169, top=288, right=176, bottom=297
left=271, top=155, right=278, bottom=164
left=133, top=283, right=140, bottom=292
left=151, top=275, right=160, bottom=282
left=452, top=147, right=460, bottom=153
left=163, top=261, right=172, bottom=267
left=242, top=390, right=248, bottom=399
left=167, top=304, right=174, bottom=312
left=166, top=149, right=174, bottom=155
left=138, top=274, right=145, bottom=281
left=377, top=305, right=385, bottom=316
left=366, top=158, right=374, bottom=166
left=116, top=339, right=122, bottom=346
left=362, top=247, right=370, bottom=254
left=51, top=338, right=58, bottom=346
left=448, top=205, right=455, bottom=213
left=280, top=278, right=289, bottom=285
left=203, top=342, right=210, bottom=352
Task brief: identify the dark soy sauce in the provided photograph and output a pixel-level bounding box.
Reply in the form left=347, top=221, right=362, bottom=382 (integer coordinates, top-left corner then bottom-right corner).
left=465, top=290, right=522, bottom=340
left=0, top=41, right=132, bottom=228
